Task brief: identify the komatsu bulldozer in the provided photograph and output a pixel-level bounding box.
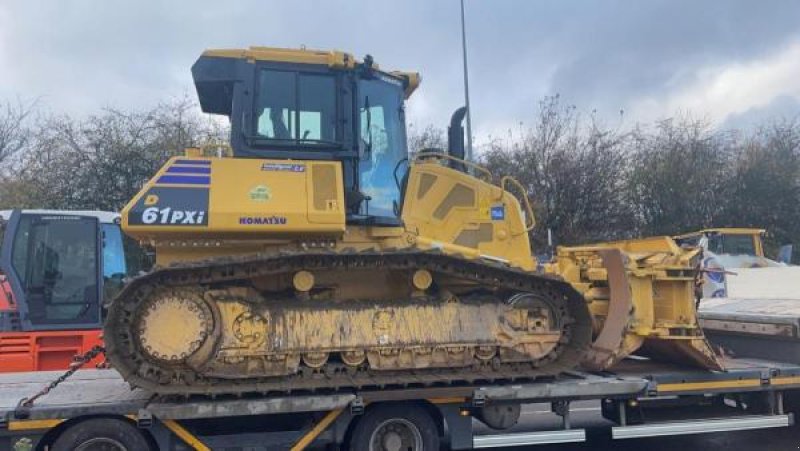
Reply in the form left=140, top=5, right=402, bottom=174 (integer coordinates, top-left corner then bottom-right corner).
left=105, top=47, right=720, bottom=396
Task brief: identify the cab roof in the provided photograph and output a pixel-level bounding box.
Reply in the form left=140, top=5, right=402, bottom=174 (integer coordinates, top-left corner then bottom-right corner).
left=673, top=228, right=766, bottom=240
left=0, top=210, right=120, bottom=224
left=197, top=46, right=420, bottom=99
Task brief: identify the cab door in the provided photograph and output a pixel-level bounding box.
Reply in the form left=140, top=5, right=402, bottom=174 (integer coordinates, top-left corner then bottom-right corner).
left=0, top=211, right=103, bottom=331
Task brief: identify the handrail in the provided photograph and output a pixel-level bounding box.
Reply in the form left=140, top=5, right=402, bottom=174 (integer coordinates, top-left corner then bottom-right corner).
left=201, top=141, right=233, bottom=157
left=413, top=152, right=493, bottom=181
left=500, top=175, right=536, bottom=232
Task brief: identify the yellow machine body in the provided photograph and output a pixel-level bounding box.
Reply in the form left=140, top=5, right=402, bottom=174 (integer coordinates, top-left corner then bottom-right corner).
left=122, top=153, right=536, bottom=271
left=107, top=46, right=720, bottom=397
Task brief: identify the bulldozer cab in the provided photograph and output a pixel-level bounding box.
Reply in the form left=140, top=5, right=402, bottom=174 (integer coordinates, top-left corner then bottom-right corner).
left=192, top=47, right=419, bottom=223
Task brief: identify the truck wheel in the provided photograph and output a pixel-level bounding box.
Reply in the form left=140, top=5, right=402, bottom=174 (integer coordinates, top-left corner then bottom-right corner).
left=51, top=418, right=152, bottom=451
left=349, top=403, right=439, bottom=451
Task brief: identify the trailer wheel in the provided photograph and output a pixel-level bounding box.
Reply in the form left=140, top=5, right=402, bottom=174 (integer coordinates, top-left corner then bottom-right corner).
left=349, top=403, right=439, bottom=451
left=51, top=418, right=152, bottom=451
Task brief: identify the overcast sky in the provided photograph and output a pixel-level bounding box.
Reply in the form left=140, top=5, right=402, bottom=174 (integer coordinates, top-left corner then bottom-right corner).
left=1, top=0, right=799, bottom=140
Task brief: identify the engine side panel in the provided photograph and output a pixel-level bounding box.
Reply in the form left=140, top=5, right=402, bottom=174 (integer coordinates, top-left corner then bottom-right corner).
left=122, top=157, right=345, bottom=241
left=402, top=162, right=536, bottom=271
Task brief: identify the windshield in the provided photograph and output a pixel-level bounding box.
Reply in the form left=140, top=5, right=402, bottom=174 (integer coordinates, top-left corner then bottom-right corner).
left=102, top=223, right=152, bottom=302
left=102, top=224, right=127, bottom=279
left=11, top=215, right=100, bottom=326
left=358, top=76, right=408, bottom=217
left=254, top=69, right=338, bottom=144
left=707, top=233, right=757, bottom=256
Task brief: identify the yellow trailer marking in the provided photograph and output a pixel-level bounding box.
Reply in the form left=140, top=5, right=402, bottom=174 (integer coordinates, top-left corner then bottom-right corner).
left=290, top=408, right=344, bottom=451
left=162, top=419, right=210, bottom=451
left=428, top=396, right=467, bottom=404
left=771, top=376, right=800, bottom=386
left=657, top=378, right=761, bottom=393
left=8, top=419, right=63, bottom=431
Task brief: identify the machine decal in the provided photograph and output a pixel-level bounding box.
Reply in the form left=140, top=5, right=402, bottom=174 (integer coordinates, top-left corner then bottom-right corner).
left=491, top=205, right=505, bottom=220
left=707, top=270, right=725, bottom=284
left=166, top=166, right=211, bottom=175
left=157, top=175, right=211, bottom=185
left=128, top=187, right=209, bottom=227
left=249, top=185, right=272, bottom=202
left=174, top=159, right=212, bottom=166
left=261, top=162, right=305, bottom=173
left=239, top=216, right=288, bottom=225
left=156, top=159, right=213, bottom=186
left=142, top=207, right=206, bottom=225
left=711, top=288, right=727, bottom=298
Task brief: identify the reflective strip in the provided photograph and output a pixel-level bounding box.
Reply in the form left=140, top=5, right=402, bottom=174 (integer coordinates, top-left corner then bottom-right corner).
left=8, top=419, right=63, bottom=431
left=657, top=378, right=761, bottom=393
left=772, top=376, right=800, bottom=386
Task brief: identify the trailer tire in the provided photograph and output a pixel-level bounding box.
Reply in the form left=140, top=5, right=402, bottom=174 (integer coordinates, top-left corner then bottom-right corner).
left=51, top=417, right=152, bottom=451
left=349, top=403, right=439, bottom=451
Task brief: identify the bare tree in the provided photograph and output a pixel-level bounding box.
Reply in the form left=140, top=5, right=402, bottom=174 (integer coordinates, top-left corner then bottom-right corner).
left=626, top=117, right=733, bottom=236
left=0, top=97, right=226, bottom=211
left=719, top=119, right=800, bottom=258
left=483, top=95, right=634, bottom=249
left=0, top=99, right=35, bottom=167
left=408, top=124, right=445, bottom=154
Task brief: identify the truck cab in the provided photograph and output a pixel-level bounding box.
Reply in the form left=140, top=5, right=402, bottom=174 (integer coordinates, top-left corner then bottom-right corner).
left=0, top=210, right=147, bottom=372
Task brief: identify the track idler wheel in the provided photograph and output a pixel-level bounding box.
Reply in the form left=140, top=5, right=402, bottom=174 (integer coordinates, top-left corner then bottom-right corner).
left=136, top=289, right=213, bottom=363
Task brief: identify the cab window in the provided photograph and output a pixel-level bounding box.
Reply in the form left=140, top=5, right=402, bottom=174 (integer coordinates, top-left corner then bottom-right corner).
left=358, top=77, right=408, bottom=218
left=255, top=69, right=337, bottom=144
left=707, top=233, right=757, bottom=256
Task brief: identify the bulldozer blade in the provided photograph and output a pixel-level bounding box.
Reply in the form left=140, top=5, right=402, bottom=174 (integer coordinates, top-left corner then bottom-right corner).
left=554, top=237, right=725, bottom=372
left=583, top=249, right=633, bottom=371
left=583, top=249, right=633, bottom=370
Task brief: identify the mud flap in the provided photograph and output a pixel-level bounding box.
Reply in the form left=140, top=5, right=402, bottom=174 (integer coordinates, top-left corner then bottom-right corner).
left=583, top=249, right=633, bottom=371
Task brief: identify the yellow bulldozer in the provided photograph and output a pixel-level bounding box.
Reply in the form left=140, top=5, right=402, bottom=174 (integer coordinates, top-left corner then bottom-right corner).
left=104, top=47, right=720, bottom=396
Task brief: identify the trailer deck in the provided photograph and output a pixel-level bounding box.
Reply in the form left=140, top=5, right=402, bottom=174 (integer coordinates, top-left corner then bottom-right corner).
left=2, top=357, right=799, bottom=450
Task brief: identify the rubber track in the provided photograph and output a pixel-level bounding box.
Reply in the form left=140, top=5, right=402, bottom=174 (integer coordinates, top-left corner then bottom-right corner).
left=105, top=249, right=593, bottom=396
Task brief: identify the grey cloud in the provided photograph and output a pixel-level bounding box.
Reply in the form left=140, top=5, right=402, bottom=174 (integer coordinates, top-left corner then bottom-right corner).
left=0, top=0, right=798, bottom=134
left=722, top=95, right=800, bottom=131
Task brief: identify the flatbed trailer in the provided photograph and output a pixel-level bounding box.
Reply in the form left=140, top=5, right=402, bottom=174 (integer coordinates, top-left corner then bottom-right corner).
left=1, top=357, right=798, bottom=450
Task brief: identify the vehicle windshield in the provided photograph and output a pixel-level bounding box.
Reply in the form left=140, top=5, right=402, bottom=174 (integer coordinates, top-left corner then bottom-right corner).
left=358, top=76, right=408, bottom=217
left=102, top=223, right=152, bottom=302
left=11, top=215, right=100, bottom=326
left=707, top=233, right=757, bottom=256
left=254, top=69, right=338, bottom=145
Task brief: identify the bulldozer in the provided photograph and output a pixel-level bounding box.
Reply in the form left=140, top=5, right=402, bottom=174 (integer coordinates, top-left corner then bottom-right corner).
left=105, top=47, right=720, bottom=396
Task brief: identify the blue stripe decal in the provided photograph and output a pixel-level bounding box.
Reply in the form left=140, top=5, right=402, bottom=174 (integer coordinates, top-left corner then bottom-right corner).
left=174, top=159, right=212, bottom=166
left=157, top=175, right=211, bottom=185
left=166, top=166, right=211, bottom=175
